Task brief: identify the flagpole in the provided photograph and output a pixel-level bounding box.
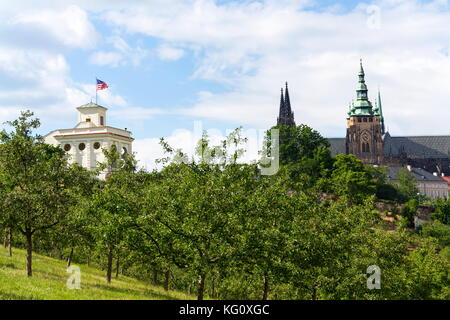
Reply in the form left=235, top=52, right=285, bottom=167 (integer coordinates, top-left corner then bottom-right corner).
left=95, top=78, right=98, bottom=104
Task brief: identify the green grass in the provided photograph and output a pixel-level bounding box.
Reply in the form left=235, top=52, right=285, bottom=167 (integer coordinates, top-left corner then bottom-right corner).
left=0, top=247, right=194, bottom=300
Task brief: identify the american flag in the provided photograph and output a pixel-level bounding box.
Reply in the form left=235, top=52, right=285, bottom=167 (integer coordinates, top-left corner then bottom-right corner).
left=96, top=79, right=108, bottom=90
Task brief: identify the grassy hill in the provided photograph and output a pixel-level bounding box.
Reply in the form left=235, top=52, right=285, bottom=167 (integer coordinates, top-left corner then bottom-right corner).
left=0, top=247, right=193, bottom=300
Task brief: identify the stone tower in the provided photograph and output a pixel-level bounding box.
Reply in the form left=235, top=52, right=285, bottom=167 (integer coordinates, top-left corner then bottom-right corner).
left=345, top=60, right=384, bottom=164
left=277, top=82, right=296, bottom=126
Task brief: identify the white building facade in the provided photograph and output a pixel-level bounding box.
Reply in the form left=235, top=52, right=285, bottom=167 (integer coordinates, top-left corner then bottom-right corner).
left=44, top=102, right=133, bottom=179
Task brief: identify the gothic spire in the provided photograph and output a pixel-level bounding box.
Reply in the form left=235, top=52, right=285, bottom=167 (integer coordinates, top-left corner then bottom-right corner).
left=284, top=82, right=292, bottom=115
left=279, top=88, right=285, bottom=119
left=348, top=59, right=374, bottom=116
left=378, top=88, right=385, bottom=134
left=277, top=82, right=295, bottom=126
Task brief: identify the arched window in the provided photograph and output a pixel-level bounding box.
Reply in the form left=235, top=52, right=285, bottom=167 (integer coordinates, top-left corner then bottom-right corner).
left=362, top=142, right=370, bottom=153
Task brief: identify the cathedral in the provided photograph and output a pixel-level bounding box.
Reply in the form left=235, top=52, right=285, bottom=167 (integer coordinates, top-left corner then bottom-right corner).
left=277, top=60, right=450, bottom=176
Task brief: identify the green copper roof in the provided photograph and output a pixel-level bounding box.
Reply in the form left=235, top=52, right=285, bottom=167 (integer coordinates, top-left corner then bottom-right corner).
left=377, top=89, right=385, bottom=133
left=77, top=102, right=108, bottom=110
left=347, top=59, right=374, bottom=117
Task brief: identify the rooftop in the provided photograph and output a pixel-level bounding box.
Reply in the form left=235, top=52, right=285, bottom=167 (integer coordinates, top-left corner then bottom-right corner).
left=77, top=102, right=108, bottom=110
left=386, top=166, right=447, bottom=183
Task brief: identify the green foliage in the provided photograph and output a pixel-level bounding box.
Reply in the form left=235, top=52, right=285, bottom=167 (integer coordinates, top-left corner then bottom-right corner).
left=0, top=111, right=89, bottom=276
left=397, top=168, right=419, bottom=202
left=376, top=183, right=401, bottom=201
left=420, top=221, right=450, bottom=247
left=329, top=154, right=377, bottom=204
left=1, top=112, right=449, bottom=300
left=401, top=200, right=418, bottom=229
left=433, top=198, right=450, bottom=225
left=264, top=124, right=330, bottom=165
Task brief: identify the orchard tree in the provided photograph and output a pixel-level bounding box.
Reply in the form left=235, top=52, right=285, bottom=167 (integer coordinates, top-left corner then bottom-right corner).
left=137, top=129, right=250, bottom=300
left=0, top=111, right=84, bottom=276
left=86, top=144, right=143, bottom=283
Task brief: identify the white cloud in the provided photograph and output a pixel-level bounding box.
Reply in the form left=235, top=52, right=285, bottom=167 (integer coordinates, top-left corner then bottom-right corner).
left=10, top=5, right=97, bottom=49
left=109, top=107, right=165, bottom=121
left=2, top=0, right=450, bottom=153
left=157, top=44, right=185, bottom=61
left=101, top=0, right=450, bottom=137
left=89, top=52, right=123, bottom=67
left=89, top=36, right=148, bottom=67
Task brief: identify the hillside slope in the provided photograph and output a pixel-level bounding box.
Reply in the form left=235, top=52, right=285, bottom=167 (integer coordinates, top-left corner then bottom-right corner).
left=0, top=247, right=193, bottom=300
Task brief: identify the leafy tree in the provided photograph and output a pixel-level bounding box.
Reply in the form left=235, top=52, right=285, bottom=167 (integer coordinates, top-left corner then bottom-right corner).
left=433, top=198, right=450, bottom=225
left=85, top=145, right=143, bottom=283
left=401, top=199, right=418, bottom=229
left=397, top=168, right=419, bottom=201
left=329, top=154, right=377, bottom=204
left=0, top=111, right=83, bottom=276
left=263, top=124, right=330, bottom=166
left=420, top=221, right=450, bottom=247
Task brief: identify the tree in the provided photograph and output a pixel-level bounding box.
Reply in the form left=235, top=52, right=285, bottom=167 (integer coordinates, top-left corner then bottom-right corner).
left=401, top=199, right=418, bottom=229
left=397, top=168, right=419, bottom=201
left=136, top=129, right=251, bottom=300
left=433, top=198, right=450, bottom=225
left=263, top=124, right=330, bottom=166
left=0, top=111, right=82, bottom=276
left=329, top=154, right=377, bottom=204
left=86, top=145, right=142, bottom=283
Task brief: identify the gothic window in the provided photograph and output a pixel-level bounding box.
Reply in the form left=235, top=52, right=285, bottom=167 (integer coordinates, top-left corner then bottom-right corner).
left=86, top=118, right=91, bottom=122
left=100, top=116, right=104, bottom=126
left=358, top=118, right=362, bottom=123
left=363, top=118, right=368, bottom=122
left=362, top=142, right=371, bottom=153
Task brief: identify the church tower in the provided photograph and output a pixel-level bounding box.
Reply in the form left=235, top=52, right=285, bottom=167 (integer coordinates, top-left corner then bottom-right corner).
left=346, top=60, right=384, bottom=164
left=277, top=82, right=296, bottom=126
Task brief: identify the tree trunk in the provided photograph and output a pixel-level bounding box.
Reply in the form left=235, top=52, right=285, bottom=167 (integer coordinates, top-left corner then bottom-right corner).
left=311, top=284, right=317, bottom=300
left=197, top=273, right=206, bottom=300
left=163, top=270, right=170, bottom=291
left=67, top=247, right=74, bottom=267
left=3, top=230, right=7, bottom=248
left=115, top=256, right=120, bottom=279
left=211, top=277, right=215, bottom=299
left=87, top=255, right=91, bottom=267
left=25, top=231, right=33, bottom=277
left=106, top=245, right=113, bottom=283
left=262, top=274, right=269, bottom=300
left=152, top=270, right=158, bottom=285
left=7, top=228, right=12, bottom=257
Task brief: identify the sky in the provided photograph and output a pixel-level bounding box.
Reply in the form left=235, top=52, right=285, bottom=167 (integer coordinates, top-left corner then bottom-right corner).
left=0, top=0, right=449, bottom=169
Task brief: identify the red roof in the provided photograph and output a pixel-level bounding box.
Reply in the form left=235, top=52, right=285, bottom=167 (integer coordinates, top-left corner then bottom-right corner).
left=441, top=176, right=450, bottom=184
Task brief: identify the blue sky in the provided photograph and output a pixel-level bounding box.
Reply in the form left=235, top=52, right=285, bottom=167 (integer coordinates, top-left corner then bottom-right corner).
left=0, top=0, right=449, bottom=168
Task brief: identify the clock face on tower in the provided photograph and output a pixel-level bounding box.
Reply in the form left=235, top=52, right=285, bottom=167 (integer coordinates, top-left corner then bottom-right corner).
left=362, top=131, right=370, bottom=142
